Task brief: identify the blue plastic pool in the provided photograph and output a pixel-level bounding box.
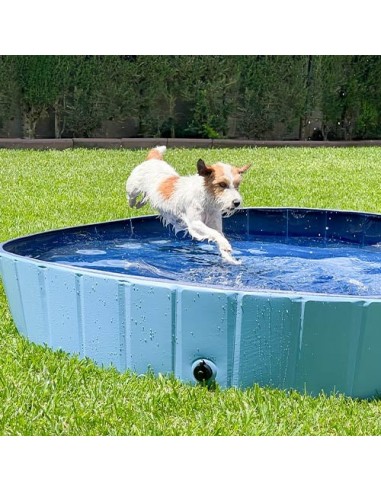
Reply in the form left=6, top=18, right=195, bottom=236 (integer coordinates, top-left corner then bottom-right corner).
left=1, top=207, right=381, bottom=397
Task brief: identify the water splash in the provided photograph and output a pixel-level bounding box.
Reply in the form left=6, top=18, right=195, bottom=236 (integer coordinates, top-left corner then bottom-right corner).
left=40, top=235, right=381, bottom=296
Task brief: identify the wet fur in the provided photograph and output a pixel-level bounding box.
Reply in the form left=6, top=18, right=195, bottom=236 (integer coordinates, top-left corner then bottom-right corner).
left=126, top=146, right=251, bottom=264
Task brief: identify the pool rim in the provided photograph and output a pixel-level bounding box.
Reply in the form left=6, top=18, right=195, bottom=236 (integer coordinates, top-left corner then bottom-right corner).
left=1, top=206, right=381, bottom=301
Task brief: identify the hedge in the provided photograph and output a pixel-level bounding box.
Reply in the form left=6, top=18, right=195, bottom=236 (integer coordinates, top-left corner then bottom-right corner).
left=1, top=55, right=381, bottom=140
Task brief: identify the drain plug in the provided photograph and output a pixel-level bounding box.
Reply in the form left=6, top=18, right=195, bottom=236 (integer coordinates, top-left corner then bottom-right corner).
left=192, top=359, right=217, bottom=384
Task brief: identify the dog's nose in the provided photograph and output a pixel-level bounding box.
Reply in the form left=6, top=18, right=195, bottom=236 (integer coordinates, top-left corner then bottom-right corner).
left=232, top=199, right=241, bottom=208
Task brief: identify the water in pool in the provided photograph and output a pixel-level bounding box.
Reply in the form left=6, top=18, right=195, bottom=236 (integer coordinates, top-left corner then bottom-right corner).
left=35, top=233, right=381, bottom=296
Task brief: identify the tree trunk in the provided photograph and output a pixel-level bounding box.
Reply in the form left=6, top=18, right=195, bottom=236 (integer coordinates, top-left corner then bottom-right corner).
left=23, top=109, right=38, bottom=139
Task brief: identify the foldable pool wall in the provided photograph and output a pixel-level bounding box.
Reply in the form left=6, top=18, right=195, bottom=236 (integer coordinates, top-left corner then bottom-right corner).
left=1, top=207, right=381, bottom=399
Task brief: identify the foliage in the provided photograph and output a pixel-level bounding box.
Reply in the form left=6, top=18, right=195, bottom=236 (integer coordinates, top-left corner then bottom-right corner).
left=1, top=56, right=381, bottom=139
left=312, top=56, right=381, bottom=140
left=236, top=56, right=307, bottom=138
left=182, top=56, right=238, bottom=138
left=0, top=57, right=19, bottom=130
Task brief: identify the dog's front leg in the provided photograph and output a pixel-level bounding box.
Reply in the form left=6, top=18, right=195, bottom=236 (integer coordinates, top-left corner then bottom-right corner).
left=183, top=217, right=240, bottom=265
left=203, top=214, right=241, bottom=265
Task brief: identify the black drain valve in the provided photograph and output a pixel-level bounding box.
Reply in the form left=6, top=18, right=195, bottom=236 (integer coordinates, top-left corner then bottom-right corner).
left=192, top=359, right=217, bottom=384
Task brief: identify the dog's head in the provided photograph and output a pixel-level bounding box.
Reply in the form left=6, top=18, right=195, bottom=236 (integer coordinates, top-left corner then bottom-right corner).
left=197, top=159, right=251, bottom=217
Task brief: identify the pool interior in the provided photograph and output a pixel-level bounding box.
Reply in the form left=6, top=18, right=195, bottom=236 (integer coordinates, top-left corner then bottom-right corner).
left=4, top=208, right=381, bottom=297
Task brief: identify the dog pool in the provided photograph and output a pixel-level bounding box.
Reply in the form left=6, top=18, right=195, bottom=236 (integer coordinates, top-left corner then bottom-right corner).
left=1, top=207, right=381, bottom=397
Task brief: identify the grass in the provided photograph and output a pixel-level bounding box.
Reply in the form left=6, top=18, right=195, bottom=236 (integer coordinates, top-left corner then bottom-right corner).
left=2, top=146, right=381, bottom=435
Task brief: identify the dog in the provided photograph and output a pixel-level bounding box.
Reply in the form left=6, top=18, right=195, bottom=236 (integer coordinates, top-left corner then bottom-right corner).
left=126, top=146, right=251, bottom=264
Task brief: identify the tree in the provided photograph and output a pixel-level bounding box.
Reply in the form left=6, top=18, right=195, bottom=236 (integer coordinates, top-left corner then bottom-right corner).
left=0, top=56, right=19, bottom=135
left=312, top=56, right=381, bottom=140
left=236, top=56, right=307, bottom=139
left=2, top=55, right=381, bottom=140
left=13, top=56, right=61, bottom=138
left=183, top=56, right=239, bottom=138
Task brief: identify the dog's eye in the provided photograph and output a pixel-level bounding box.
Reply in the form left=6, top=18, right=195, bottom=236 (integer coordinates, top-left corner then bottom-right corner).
left=218, top=182, right=228, bottom=189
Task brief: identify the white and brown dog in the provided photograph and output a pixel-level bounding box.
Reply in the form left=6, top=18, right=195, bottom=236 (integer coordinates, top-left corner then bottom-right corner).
left=126, top=146, right=251, bottom=264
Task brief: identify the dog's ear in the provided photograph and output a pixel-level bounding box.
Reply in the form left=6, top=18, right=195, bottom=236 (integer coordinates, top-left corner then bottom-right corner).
left=197, top=159, right=213, bottom=177
left=237, top=164, right=252, bottom=174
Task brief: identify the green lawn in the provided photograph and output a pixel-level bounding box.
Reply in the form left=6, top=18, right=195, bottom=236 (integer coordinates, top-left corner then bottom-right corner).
left=1, top=146, right=381, bottom=435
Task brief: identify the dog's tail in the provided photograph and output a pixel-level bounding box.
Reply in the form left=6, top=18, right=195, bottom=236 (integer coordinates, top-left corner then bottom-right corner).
left=147, top=145, right=167, bottom=161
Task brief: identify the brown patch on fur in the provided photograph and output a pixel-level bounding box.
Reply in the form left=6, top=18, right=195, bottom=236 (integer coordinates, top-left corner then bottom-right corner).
left=203, top=164, right=230, bottom=198
left=210, top=164, right=226, bottom=180
left=232, top=176, right=242, bottom=188
left=232, top=165, right=251, bottom=188
left=147, top=148, right=164, bottom=160
left=202, top=162, right=251, bottom=197
left=236, top=164, right=252, bottom=174
left=158, top=176, right=179, bottom=200
left=231, top=168, right=243, bottom=188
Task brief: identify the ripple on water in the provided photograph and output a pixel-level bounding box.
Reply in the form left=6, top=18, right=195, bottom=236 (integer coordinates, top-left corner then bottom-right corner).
left=39, top=236, right=381, bottom=297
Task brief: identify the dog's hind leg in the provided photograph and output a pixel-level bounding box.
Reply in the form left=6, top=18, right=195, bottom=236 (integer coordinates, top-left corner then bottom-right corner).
left=127, top=193, right=138, bottom=208
left=128, top=191, right=147, bottom=209
left=126, top=177, right=147, bottom=208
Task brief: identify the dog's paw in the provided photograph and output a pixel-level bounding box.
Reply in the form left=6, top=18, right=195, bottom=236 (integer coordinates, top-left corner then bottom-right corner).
left=219, top=240, right=233, bottom=254
left=220, top=249, right=241, bottom=265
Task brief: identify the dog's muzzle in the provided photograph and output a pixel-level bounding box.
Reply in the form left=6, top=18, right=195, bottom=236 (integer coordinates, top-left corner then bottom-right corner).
left=221, top=197, right=242, bottom=217
left=222, top=207, right=239, bottom=218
